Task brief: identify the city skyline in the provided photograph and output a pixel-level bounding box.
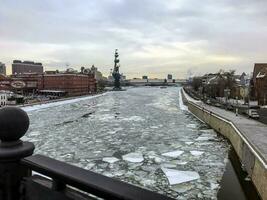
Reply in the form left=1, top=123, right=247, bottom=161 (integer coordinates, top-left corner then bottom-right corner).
left=1, top=0, right=267, bottom=78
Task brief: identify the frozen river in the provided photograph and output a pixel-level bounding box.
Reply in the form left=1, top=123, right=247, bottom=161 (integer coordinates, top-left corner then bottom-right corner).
left=23, top=87, right=229, bottom=199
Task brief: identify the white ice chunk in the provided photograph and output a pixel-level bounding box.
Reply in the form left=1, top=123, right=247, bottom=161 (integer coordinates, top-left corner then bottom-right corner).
left=187, top=124, right=197, bottom=128
left=161, top=163, right=177, bottom=168
left=122, top=116, right=145, bottom=122
left=162, top=150, right=184, bottom=158
left=161, top=168, right=200, bottom=185
left=102, top=157, right=119, bottom=163
left=195, top=134, right=215, bottom=141
left=172, top=184, right=194, bottom=193
left=122, top=152, right=144, bottom=163
left=85, top=163, right=95, bottom=170
left=107, top=131, right=117, bottom=134
left=154, top=157, right=162, bottom=163
left=200, top=129, right=214, bottom=133
left=185, top=142, right=194, bottom=145
left=190, top=151, right=204, bottom=156
left=210, top=182, right=220, bottom=190
left=176, top=161, right=188, bottom=165
left=148, top=154, right=163, bottom=163
left=114, top=127, right=124, bottom=132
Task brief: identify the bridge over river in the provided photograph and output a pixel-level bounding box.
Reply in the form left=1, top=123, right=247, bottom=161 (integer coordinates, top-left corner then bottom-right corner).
left=21, top=87, right=249, bottom=199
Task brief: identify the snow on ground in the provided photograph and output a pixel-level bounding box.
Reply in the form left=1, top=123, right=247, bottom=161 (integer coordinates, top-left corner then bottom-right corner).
left=181, top=88, right=201, bottom=104
left=179, top=88, right=188, bottom=111
left=22, top=93, right=108, bottom=112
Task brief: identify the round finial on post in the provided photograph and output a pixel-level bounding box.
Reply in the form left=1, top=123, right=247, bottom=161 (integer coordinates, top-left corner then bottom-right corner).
left=0, top=107, right=34, bottom=200
left=0, top=107, right=29, bottom=142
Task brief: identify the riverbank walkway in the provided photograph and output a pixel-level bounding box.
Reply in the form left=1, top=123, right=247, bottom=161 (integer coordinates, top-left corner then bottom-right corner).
left=183, top=89, right=267, bottom=165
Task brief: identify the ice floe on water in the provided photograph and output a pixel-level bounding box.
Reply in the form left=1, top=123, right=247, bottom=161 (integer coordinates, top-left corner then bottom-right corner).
left=107, top=130, right=117, bottom=134
left=186, top=124, right=197, bottom=129
left=175, top=161, right=188, bottom=165
left=162, top=150, right=184, bottom=158
left=122, top=152, right=144, bottom=163
left=171, top=183, right=194, bottom=193
left=24, top=87, right=229, bottom=199
left=195, top=134, right=215, bottom=141
left=190, top=151, right=204, bottom=156
left=210, top=182, right=220, bottom=190
left=185, top=142, right=194, bottom=145
left=200, top=129, right=214, bottom=133
left=121, top=116, right=145, bottom=122
left=161, top=168, right=200, bottom=185
left=102, top=157, right=120, bottom=163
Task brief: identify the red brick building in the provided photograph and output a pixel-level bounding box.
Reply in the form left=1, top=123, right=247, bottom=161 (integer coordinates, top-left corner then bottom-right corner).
left=252, top=63, right=267, bottom=100
left=0, top=73, right=96, bottom=96
left=38, top=74, right=96, bottom=96
left=255, top=67, right=267, bottom=105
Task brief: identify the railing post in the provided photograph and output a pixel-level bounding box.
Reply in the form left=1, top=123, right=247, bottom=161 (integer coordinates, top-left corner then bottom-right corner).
left=52, top=179, right=66, bottom=191
left=0, top=107, right=35, bottom=200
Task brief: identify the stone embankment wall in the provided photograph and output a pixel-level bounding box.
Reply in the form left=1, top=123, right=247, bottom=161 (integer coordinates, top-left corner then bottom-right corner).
left=181, top=89, right=267, bottom=200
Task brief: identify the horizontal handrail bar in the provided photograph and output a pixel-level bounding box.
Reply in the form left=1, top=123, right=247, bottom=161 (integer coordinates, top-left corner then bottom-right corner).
left=21, top=154, right=174, bottom=200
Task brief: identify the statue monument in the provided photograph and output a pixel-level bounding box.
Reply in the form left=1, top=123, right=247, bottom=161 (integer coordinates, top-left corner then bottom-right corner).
left=112, top=49, right=122, bottom=90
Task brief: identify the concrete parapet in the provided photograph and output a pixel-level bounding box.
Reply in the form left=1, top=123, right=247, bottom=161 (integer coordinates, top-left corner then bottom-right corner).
left=183, top=89, right=267, bottom=200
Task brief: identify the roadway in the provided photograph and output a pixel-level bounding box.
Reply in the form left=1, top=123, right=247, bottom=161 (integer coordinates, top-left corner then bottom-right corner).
left=183, top=89, right=267, bottom=162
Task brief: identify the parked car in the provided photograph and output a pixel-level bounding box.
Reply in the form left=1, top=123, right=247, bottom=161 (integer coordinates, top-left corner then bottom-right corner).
left=214, top=103, right=222, bottom=108
left=246, top=109, right=259, bottom=119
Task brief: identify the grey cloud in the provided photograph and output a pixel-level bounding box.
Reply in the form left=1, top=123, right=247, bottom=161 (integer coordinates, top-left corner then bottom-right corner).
left=0, top=0, right=267, bottom=78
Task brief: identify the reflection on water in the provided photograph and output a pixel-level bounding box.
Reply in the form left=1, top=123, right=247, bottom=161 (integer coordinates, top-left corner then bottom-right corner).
left=23, top=87, right=230, bottom=199
left=218, top=148, right=260, bottom=200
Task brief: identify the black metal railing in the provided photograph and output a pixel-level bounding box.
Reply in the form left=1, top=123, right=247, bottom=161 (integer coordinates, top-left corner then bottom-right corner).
left=0, top=107, right=174, bottom=200
left=21, top=154, right=173, bottom=200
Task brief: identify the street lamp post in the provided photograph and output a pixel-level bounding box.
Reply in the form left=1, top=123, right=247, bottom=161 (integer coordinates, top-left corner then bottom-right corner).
left=238, top=96, right=240, bottom=116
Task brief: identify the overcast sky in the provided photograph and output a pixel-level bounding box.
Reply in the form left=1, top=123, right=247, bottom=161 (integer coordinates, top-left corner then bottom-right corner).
left=0, top=0, right=267, bottom=78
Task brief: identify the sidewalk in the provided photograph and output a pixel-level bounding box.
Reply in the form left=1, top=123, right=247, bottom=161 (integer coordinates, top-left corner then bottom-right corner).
left=183, top=89, right=267, bottom=162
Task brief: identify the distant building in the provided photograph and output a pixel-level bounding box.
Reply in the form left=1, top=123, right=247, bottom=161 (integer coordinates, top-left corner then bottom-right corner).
left=39, top=73, right=96, bottom=96
left=142, top=75, right=148, bottom=79
left=65, top=68, right=78, bottom=74
left=0, top=92, right=7, bottom=107
left=148, top=79, right=165, bottom=83
left=252, top=63, right=267, bottom=104
left=12, top=60, right=44, bottom=75
left=252, top=64, right=267, bottom=85
left=0, top=73, right=96, bottom=97
left=201, top=73, right=218, bottom=85
left=129, top=79, right=146, bottom=83
left=255, top=67, right=267, bottom=105
left=0, top=62, right=6, bottom=75
left=167, top=74, right=172, bottom=80
left=239, top=72, right=250, bottom=86
left=89, top=65, right=100, bottom=80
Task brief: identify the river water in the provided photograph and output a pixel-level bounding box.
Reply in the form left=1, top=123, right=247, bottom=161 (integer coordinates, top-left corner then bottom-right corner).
left=23, top=87, right=230, bottom=199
